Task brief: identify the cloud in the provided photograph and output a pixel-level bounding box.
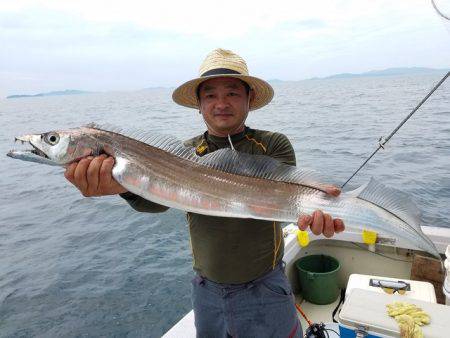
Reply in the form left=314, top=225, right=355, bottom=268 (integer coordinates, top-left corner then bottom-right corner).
left=0, top=0, right=449, bottom=95
left=0, top=0, right=434, bottom=38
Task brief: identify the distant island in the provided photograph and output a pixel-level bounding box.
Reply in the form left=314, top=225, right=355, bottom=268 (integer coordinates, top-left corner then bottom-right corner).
left=7, top=67, right=448, bottom=98
left=6, top=89, right=92, bottom=99
left=309, top=67, right=449, bottom=80
left=267, top=67, right=448, bottom=84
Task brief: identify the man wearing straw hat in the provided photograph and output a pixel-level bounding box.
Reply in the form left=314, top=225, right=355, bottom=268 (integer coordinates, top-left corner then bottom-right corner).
left=65, top=48, right=345, bottom=337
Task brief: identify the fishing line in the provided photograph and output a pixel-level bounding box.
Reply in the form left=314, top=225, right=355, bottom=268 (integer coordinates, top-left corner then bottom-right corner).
left=431, top=0, right=450, bottom=21
left=341, top=71, right=450, bottom=188
left=225, top=94, right=251, bottom=150
left=227, top=134, right=235, bottom=150
left=432, top=0, right=450, bottom=36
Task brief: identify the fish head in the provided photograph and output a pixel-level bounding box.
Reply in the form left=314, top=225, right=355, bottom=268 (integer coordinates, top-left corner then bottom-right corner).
left=7, top=128, right=99, bottom=166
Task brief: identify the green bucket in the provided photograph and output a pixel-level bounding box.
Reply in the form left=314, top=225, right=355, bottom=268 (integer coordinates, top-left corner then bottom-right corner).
left=295, top=254, right=340, bottom=305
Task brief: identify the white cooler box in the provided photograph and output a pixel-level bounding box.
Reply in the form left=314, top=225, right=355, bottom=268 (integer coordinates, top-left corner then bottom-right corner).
left=346, top=274, right=437, bottom=303
left=339, top=289, right=450, bottom=338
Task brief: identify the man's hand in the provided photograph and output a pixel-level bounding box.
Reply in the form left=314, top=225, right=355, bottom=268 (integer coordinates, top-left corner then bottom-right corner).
left=64, top=154, right=127, bottom=197
left=297, top=185, right=345, bottom=238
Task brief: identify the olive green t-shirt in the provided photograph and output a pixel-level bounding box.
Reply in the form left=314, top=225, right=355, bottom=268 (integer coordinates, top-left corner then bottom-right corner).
left=120, top=127, right=296, bottom=284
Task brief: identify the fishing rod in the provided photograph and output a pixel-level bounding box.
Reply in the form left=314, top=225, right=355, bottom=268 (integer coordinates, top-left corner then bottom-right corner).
left=341, top=71, right=450, bottom=188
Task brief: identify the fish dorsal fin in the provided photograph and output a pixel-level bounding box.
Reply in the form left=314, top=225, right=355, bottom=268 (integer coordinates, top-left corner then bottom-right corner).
left=87, top=123, right=331, bottom=191
left=197, top=148, right=328, bottom=190
left=354, top=178, right=422, bottom=231
left=86, top=122, right=197, bottom=160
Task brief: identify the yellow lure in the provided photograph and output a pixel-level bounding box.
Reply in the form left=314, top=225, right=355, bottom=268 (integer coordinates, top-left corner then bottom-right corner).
left=297, top=230, right=310, bottom=247
left=362, top=229, right=378, bottom=245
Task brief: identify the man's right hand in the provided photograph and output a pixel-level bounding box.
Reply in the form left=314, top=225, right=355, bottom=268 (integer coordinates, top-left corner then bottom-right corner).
left=64, top=154, right=128, bottom=197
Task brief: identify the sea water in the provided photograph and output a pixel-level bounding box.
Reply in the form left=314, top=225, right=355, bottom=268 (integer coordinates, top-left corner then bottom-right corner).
left=0, top=73, right=449, bottom=337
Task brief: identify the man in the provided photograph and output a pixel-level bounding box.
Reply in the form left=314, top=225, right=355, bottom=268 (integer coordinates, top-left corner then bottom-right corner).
left=65, top=49, right=345, bottom=337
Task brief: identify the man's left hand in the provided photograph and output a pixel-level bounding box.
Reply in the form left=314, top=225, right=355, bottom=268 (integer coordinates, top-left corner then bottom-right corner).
left=297, top=185, right=345, bottom=238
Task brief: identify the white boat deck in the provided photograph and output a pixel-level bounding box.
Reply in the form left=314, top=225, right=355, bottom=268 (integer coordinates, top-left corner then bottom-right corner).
left=162, top=224, right=450, bottom=337
left=162, top=310, right=195, bottom=338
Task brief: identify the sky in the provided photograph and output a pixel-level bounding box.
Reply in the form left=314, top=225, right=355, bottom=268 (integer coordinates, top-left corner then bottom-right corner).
left=1, top=0, right=450, bottom=96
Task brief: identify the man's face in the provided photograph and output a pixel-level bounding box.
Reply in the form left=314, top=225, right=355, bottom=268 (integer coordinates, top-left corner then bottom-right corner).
left=198, top=77, right=252, bottom=136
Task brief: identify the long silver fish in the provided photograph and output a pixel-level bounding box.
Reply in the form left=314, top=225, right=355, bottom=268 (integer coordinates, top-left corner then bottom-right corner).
left=7, top=123, right=441, bottom=258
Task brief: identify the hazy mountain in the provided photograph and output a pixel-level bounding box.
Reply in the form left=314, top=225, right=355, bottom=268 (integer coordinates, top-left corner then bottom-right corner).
left=7, top=89, right=92, bottom=99
left=7, top=67, right=448, bottom=97
left=318, top=67, right=449, bottom=80
left=269, top=67, right=448, bottom=83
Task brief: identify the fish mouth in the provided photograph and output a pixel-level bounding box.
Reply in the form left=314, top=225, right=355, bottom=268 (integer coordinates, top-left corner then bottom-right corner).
left=30, top=144, right=49, bottom=158
left=9, top=137, right=49, bottom=159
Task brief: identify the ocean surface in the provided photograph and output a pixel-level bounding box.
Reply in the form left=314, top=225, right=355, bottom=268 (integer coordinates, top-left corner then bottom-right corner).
left=0, top=73, right=449, bottom=337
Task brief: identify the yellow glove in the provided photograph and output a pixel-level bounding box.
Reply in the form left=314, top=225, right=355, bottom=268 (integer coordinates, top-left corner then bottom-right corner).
left=386, top=302, right=415, bottom=316
left=395, top=314, right=422, bottom=338
left=386, top=302, right=430, bottom=338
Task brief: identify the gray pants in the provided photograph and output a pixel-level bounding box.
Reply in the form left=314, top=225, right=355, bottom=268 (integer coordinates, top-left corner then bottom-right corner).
left=191, top=264, right=302, bottom=338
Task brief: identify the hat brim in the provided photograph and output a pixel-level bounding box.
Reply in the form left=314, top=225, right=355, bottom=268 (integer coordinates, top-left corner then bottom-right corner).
left=172, top=74, right=274, bottom=111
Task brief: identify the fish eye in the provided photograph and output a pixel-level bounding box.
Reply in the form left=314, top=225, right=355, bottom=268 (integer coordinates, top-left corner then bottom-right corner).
left=44, top=132, right=60, bottom=145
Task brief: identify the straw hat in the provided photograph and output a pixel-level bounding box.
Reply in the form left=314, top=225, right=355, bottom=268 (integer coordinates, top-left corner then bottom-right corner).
left=172, top=48, right=274, bottom=111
